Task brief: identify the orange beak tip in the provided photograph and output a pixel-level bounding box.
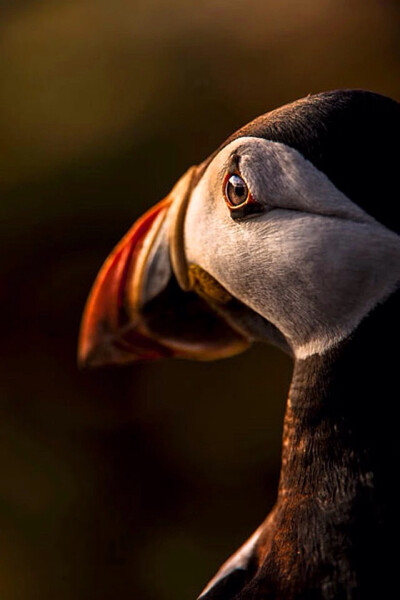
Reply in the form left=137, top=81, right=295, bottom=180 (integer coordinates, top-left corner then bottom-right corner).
left=77, top=199, right=172, bottom=368
left=77, top=322, right=163, bottom=369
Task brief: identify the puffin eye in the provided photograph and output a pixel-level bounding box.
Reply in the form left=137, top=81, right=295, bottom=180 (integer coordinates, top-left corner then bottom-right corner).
left=225, top=174, right=249, bottom=207
left=223, top=171, right=264, bottom=220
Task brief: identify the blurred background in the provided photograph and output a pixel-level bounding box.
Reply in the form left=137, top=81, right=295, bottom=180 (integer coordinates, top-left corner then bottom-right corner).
left=1, top=1, right=399, bottom=598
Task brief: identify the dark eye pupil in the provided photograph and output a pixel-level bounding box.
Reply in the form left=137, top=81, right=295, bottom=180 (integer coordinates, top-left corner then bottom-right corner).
left=226, top=174, right=248, bottom=206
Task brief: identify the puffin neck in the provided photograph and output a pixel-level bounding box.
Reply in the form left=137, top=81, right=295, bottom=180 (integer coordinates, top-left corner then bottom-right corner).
left=256, top=288, right=399, bottom=598
left=283, top=285, right=399, bottom=497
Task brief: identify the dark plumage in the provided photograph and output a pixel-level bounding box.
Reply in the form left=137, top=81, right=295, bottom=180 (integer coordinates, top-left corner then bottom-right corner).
left=203, top=288, right=399, bottom=599
left=225, top=90, right=400, bottom=234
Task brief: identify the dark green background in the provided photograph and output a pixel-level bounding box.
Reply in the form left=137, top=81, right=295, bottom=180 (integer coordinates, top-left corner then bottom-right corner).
left=1, top=1, right=399, bottom=598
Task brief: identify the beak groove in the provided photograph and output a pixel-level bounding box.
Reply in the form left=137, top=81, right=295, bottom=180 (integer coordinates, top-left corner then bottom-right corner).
left=168, top=166, right=198, bottom=291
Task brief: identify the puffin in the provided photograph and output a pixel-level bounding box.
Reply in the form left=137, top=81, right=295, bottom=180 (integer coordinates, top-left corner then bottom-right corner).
left=79, top=90, right=400, bottom=599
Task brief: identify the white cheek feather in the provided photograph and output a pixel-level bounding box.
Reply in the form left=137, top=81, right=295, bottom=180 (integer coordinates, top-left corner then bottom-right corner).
left=185, top=138, right=400, bottom=358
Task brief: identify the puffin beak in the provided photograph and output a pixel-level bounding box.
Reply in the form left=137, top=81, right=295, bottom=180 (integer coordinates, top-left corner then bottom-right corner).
left=78, top=167, right=250, bottom=368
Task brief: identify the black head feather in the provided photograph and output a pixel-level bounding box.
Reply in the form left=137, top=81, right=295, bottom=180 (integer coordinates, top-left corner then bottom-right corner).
left=216, top=90, right=400, bottom=234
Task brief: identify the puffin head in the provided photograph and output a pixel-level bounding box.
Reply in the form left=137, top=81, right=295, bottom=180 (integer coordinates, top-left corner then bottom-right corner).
left=78, top=90, right=400, bottom=367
